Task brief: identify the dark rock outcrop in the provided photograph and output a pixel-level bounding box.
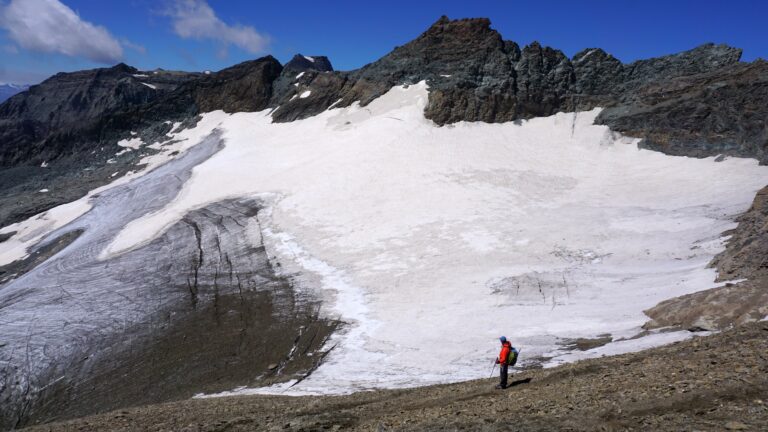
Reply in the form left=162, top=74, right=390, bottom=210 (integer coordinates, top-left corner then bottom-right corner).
left=0, top=57, right=283, bottom=169
left=0, top=64, right=164, bottom=166
left=712, top=186, right=768, bottom=281
left=283, top=54, right=334, bottom=73
left=268, top=54, right=336, bottom=120
left=597, top=60, right=768, bottom=163
left=101, top=56, right=282, bottom=133
left=191, top=56, right=283, bottom=113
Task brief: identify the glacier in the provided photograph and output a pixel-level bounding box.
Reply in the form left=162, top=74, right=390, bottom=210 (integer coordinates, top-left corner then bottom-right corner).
left=2, top=81, right=768, bottom=402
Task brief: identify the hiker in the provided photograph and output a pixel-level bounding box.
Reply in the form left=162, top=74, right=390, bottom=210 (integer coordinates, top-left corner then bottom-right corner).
left=495, top=336, right=514, bottom=389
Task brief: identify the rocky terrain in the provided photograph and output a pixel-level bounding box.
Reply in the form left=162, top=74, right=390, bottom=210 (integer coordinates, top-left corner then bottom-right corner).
left=22, top=320, right=768, bottom=431
left=597, top=59, right=768, bottom=163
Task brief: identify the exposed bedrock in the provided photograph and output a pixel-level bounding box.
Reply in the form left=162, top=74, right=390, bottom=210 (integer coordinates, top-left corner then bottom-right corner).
left=0, top=64, right=200, bottom=168
left=597, top=60, right=768, bottom=164
left=644, top=186, right=768, bottom=331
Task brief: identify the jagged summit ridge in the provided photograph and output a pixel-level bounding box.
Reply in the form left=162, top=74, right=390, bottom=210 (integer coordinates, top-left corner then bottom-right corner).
left=0, top=16, right=765, bottom=230
left=269, top=16, right=749, bottom=132
left=284, top=54, right=334, bottom=73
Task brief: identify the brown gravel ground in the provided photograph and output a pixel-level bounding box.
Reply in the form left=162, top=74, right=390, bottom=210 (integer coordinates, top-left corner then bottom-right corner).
left=22, top=321, right=768, bottom=432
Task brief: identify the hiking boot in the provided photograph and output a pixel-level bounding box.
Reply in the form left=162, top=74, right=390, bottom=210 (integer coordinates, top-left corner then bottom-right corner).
left=495, top=384, right=506, bottom=390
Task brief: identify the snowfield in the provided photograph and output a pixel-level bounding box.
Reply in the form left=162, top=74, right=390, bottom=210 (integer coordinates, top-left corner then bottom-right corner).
left=3, top=81, right=768, bottom=397
left=101, top=82, right=768, bottom=394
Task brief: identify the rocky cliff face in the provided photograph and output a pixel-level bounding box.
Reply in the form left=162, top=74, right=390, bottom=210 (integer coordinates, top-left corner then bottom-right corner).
left=597, top=60, right=768, bottom=163
left=0, top=64, right=199, bottom=166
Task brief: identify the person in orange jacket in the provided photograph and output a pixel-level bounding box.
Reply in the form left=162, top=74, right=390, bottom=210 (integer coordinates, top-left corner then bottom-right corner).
left=495, top=336, right=512, bottom=389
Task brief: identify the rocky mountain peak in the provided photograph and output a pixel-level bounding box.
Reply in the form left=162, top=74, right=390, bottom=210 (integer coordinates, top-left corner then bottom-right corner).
left=387, top=16, right=504, bottom=64
left=419, top=16, right=495, bottom=40
left=191, top=56, right=283, bottom=113
left=108, top=62, right=139, bottom=74
left=284, top=54, right=334, bottom=73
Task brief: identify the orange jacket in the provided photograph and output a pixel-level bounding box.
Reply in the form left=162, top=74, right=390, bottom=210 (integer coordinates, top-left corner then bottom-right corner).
left=498, top=341, right=512, bottom=364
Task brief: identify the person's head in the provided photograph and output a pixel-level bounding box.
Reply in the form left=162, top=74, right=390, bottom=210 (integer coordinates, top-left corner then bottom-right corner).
left=499, top=336, right=507, bottom=344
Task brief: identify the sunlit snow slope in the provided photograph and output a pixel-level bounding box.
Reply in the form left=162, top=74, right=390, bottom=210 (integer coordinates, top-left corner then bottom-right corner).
left=93, top=82, right=768, bottom=394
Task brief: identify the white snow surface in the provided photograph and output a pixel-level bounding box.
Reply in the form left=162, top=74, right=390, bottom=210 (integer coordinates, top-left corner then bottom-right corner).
left=98, top=81, right=768, bottom=395
left=543, top=330, right=702, bottom=366
left=117, top=137, right=143, bottom=149
left=303, top=55, right=315, bottom=62
left=140, top=82, right=156, bottom=90
left=576, top=49, right=599, bottom=62
left=0, top=199, right=92, bottom=266
left=299, top=90, right=311, bottom=98
left=296, top=71, right=305, bottom=79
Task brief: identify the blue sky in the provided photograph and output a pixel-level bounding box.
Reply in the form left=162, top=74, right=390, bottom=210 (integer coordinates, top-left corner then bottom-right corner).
left=1, top=0, right=767, bottom=84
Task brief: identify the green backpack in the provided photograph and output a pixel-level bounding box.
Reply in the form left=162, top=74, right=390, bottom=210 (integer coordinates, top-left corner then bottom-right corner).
left=507, top=347, right=519, bottom=366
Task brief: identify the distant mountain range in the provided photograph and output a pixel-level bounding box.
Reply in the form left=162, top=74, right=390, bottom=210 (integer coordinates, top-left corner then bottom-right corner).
left=0, top=83, right=29, bottom=102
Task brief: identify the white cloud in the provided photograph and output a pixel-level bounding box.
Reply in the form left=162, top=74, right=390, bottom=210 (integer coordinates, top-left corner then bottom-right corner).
left=121, top=38, right=146, bottom=55
left=165, top=0, right=269, bottom=55
left=0, top=0, right=123, bottom=63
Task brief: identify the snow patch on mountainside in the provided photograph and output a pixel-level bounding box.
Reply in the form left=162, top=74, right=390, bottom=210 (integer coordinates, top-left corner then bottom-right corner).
left=100, top=82, right=768, bottom=394
left=0, top=199, right=92, bottom=266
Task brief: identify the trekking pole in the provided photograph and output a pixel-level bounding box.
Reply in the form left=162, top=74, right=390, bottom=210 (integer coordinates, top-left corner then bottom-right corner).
left=489, top=361, right=497, bottom=378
